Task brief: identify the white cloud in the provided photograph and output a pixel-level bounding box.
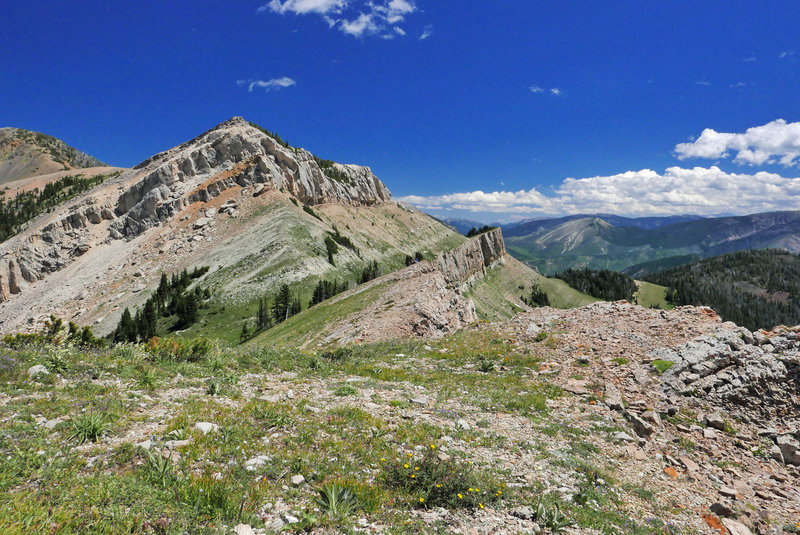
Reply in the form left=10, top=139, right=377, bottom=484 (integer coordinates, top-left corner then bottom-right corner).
left=696, top=80, right=711, bottom=86
left=397, top=166, right=800, bottom=218
left=419, top=24, right=433, bottom=40
left=779, top=50, right=795, bottom=58
left=674, top=119, right=800, bottom=167
left=262, top=0, right=420, bottom=38
left=340, top=13, right=380, bottom=36
left=529, top=86, right=561, bottom=95
left=743, top=56, right=756, bottom=62
left=729, top=82, right=746, bottom=88
left=262, top=0, right=345, bottom=14
left=240, top=77, right=297, bottom=92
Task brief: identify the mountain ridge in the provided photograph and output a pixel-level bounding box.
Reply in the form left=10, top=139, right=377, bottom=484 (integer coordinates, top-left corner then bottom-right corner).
left=0, top=127, right=106, bottom=183
left=503, top=210, right=800, bottom=274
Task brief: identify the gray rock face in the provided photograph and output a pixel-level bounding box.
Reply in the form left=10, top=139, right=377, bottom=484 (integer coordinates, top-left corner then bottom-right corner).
left=651, top=326, right=800, bottom=429
left=111, top=117, right=390, bottom=239
left=437, top=228, right=506, bottom=286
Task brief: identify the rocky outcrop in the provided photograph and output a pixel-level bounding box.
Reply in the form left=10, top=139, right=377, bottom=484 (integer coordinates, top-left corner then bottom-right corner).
left=437, top=228, right=506, bottom=286
left=109, top=117, right=390, bottom=239
left=652, top=326, right=800, bottom=426
left=651, top=325, right=800, bottom=464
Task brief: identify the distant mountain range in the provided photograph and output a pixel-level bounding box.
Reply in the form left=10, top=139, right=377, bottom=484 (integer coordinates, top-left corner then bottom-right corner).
left=438, top=212, right=800, bottom=276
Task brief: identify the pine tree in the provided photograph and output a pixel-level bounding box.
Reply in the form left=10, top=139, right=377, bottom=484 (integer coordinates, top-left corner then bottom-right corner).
left=257, top=296, right=272, bottom=330
left=240, top=320, right=250, bottom=343
left=273, top=284, right=291, bottom=324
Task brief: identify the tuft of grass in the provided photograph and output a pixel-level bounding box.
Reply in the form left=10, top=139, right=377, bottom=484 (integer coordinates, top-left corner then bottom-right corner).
left=651, top=359, right=675, bottom=374
left=316, top=483, right=359, bottom=519
left=334, top=384, right=358, bottom=397
left=135, top=366, right=157, bottom=390
left=611, top=357, right=629, bottom=366
left=70, top=412, right=110, bottom=444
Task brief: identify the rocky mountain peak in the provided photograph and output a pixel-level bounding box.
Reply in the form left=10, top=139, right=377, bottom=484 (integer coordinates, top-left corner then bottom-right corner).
left=0, top=117, right=392, bottom=313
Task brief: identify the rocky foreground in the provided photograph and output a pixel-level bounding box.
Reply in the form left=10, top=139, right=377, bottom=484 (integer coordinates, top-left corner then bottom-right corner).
left=1, top=302, right=798, bottom=534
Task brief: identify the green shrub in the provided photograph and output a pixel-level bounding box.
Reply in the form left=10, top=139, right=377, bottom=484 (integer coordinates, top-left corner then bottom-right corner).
left=144, top=336, right=212, bottom=362
left=381, top=445, right=502, bottom=509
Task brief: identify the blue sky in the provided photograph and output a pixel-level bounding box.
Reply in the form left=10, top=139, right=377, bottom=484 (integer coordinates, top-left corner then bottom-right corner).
left=2, top=1, right=800, bottom=221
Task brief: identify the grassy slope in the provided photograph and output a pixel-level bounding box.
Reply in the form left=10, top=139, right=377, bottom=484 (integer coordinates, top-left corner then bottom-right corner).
left=175, top=200, right=465, bottom=345
left=467, top=256, right=595, bottom=322
left=248, top=280, right=391, bottom=348
left=633, top=281, right=671, bottom=309
left=246, top=254, right=596, bottom=347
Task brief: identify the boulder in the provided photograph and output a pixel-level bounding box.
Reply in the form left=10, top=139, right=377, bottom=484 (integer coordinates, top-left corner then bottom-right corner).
left=27, top=365, right=49, bottom=379
left=776, top=435, right=800, bottom=465
left=194, top=422, right=219, bottom=435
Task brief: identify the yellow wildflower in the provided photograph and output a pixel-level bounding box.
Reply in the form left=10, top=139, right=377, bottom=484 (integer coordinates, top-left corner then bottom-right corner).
left=415, top=466, right=420, bottom=471
left=479, top=503, right=484, bottom=509
left=436, top=484, right=442, bottom=488
left=404, top=464, right=409, bottom=469
left=419, top=498, right=424, bottom=503
left=411, top=474, right=416, bottom=478
left=430, top=444, right=436, bottom=449
left=457, top=494, right=463, bottom=499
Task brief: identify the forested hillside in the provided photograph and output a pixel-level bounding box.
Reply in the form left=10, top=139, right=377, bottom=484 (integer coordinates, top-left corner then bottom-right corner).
left=643, top=249, right=800, bottom=330
left=554, top=268, right=637, bottom=302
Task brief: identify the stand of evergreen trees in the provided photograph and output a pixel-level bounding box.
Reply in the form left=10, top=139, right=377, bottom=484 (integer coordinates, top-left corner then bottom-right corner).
left=554, top=268, right=637, bottom=302
left=465, top=225, right=497, bottom=238
left=359, top=260, right=381, bottom=284
left=643, top=249, right=800, bottom=331
left=309, top=279, right=348, bottom=307
left=240, top=284, right=304, bottom=342
left=521, top=283, right=550, bottom=307
left=0, top=171, right=119, bottom=243
left=113, top=266, right=211, bottom=343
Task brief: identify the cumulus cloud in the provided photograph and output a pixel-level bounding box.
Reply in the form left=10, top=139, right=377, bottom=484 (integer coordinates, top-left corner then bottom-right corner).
left=397, top=166, right=800, bottom=218
left=529, top=86, right=544, bottom=93
left=262, top=0, right=420, bottom=38
left=550, top=88, right=562, bottom=95
left=238, top=77, right=297, bottom=92
left=779, top=50, right=795, bottom=58
left=674, top=119, right=800, bottom=167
